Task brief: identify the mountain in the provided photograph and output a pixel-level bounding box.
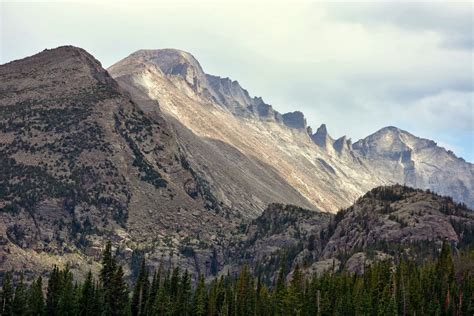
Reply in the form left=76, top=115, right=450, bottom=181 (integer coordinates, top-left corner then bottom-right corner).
left=353, top=126, right=474, bottom=207
left=109, top=48, right=474, bottom=215
left=1, top=46, right=473, bottom=280
left=230, top=185, right=473, bottom=280
left=0, top=46, right=234, bottom=277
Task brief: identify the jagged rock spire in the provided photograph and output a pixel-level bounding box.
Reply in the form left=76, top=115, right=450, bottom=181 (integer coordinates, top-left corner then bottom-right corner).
left=311, top=124, right=334, bottom=149
left=333, top=136, right=352, bottom=153
left=282, top=111, right=307, bottom=129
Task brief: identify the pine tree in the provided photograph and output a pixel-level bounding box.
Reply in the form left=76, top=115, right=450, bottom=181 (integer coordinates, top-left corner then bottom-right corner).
left=154, top=270, right=170, bottom=315
left=436, top=241, right=455, bottom=314
left=235, top=265, right=255, bottom=316
left=273, top=265, right=287, bottom=316
left=193, top=275, right=207, bottom=316
left=100, top=241, right=116, bottom=316
left=1, top=272, right=14, bottom=316
left=145, top=267, right=160, bottom=315
left=285, top=264, right=304, bottom=315
left=109, top=265, right=130, bottom=316
left=169, top=266, right=180, bottom=304
left=131, top=258, right=149, bottom=316
left=12, top=273, right=27, bottom=315
left=58, top=266, right=76, bottom=316
left=78, top=271, right=98, bottom=316
left=176, top=269, right=191, bottom=316
left=46, top=265, right=62, bottom=316
left=27, top=276, right=44, bottom=316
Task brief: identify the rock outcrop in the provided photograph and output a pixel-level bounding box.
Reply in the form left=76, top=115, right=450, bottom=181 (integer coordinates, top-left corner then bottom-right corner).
left=311, top=124, right=334, bottom=149
left=229, top=185, right=474, bottom=278
left=322, top=185, right=474, bottom=265
left=282, top=111, right=307, bottom=129
left=0, top=46, right=234, bottom=278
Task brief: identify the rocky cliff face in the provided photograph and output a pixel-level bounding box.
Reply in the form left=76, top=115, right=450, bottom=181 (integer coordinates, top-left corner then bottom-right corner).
left=109, top=48, right=473, bottom=215
left=109, top=50, right=385, bottom=215
left=0, top=46, right=235, bottom=278
left=230, top=185, right=473, bottom=279
left=352, top=127, right=474, bottom=208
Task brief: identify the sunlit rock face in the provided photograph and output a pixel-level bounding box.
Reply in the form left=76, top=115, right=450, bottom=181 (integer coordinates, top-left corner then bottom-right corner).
left=109, top=49, right=474, bottom=215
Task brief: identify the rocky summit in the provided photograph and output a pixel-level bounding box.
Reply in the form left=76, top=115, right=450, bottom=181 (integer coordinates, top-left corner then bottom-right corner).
left=0, top=46, right=235, bottom=278
left=109, top=48, right=473, bottom=215
left=229, top=185, right=473, bottom=280
left=0, top=46, right=473, bottom=280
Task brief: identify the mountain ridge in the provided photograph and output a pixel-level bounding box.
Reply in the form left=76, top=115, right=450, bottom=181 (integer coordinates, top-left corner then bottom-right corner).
left=1, top=45, right=472, bottom=281
left=109, top=47, right=474, bottom=211
left=0, top=45, right=235, bottom=278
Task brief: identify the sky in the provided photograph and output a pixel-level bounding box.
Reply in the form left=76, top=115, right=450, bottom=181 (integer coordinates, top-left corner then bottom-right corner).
left=1, top=0, right=473, bottom=161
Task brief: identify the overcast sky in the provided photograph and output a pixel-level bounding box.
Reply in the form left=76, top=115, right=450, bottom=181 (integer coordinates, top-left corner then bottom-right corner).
left=1, top=1, right=473, bottom=161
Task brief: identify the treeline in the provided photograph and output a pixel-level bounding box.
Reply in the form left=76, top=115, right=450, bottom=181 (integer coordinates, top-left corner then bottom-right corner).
left=1, top=242, right=472, bottom=315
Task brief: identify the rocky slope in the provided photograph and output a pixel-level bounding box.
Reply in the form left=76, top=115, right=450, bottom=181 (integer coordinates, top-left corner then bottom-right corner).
left=109, top=50, right=384, bottom=215
left=230, top=185, right=474, bottom=279
left=109, top=49, right=473, bottom=216
left=353, top=126, right=474, bottom=207
left=1, top=46, right=473, bottom=282
left=0, top=46, right=235, bottom=279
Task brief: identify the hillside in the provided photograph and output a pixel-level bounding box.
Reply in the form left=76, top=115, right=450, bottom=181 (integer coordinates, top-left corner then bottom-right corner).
left=230, top=185, right=473, bottom=279
left=0, top=46, right=234, bottom=278
left=109, top=49, right=473, bottom=216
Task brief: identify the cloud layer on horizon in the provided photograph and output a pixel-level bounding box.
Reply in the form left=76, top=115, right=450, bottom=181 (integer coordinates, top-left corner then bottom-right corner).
left=1, top=1, right=473, bottom=160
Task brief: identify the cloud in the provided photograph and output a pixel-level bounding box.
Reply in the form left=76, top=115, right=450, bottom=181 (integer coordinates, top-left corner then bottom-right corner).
left=1, top=1, right=472, bottom=161
left=325, top=2, right=474, bottom=50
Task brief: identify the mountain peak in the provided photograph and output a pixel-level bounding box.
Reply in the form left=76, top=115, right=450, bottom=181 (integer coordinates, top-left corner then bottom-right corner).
left=378, top=125, right=402, bottom=133
left=333, top=135, right=352, bottom=153
left=1, top=45, right=116, bottom=88
left=282, top=111, right=307, bottom=129
left=3, top=45, right=99, bottom=69
left=128, top=48, right=206, bottom=87
left=132, top=48, right=201, bottom=67
left=311, top=124, right=334, bottom=149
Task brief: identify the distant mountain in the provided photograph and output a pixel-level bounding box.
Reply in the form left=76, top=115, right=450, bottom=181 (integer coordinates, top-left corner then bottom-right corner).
left=353, top=126, right=473, bottom=207
left=109, top=48, right=473, bottom=214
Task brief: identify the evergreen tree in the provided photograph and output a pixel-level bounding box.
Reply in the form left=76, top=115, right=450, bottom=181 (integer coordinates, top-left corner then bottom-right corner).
left=176, top=269, right=191, bottom=316
left=1, top=240, right=470, bottom=316
left=436, top=241, right=455, bottom=314
left=109, top=265, right=130, bottom=316
left=131, top=258, right=149, bottom=316
left=46, top=265, right=62, bottom=316
left=12, top=273, right=27, bottom=316
left=235, top=265, right=255, bottom=316
left=193, top=275, right=207, bottom=316
left=169, top=267, right=180, bottom=303
left=100, top=241, right=116, bottom=316
left=285, top=263, right=304, bottom=315
left=154, top=270, right=170, bottom=315
left=78, top=271, right=98, bottom=316
left=145, top=267, right=160, bottom=315
left=273, top=265, right=287, bottom=316
left=58, top=266, right=76, bottom=316
left=27, top=276, right=44, bottom=316
left=1, top=272, right=14, bottom=316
